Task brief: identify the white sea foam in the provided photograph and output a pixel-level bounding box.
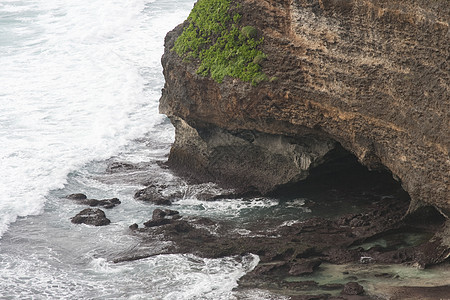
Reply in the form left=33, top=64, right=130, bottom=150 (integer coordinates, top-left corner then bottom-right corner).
left=162, top=254, right=260, bottom=300
left=175, top=195, right=280, bottom=218
left=0, top=0, right=193, bottom=237
left=0, top=248, right=259, bottom=299
left=0, top=0, right=284, bottom=299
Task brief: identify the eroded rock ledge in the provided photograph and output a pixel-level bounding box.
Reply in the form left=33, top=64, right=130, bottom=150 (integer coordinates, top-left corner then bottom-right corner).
left=160, top=0, right=449, bottom=215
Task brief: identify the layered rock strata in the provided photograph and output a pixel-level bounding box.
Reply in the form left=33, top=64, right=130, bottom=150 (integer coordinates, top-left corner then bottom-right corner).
left=160, top=0, right=449, bottom=215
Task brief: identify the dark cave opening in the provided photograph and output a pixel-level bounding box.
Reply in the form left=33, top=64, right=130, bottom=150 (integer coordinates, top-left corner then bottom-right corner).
left=267, top=142, right=447, bottom=229
left=268, top=144, right=411, bottom=218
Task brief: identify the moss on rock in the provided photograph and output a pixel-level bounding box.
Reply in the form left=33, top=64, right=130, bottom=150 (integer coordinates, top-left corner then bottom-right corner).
left=172, top=0, right=266, bottom=85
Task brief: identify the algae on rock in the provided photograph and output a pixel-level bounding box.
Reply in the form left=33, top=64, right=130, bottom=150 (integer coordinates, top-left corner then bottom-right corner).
left=173, top=0, right=267, bottom=85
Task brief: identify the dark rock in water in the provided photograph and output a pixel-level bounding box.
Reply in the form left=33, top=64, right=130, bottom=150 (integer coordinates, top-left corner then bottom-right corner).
left=66, top=193, right=87, bottom=200
left=144, top=208, right=181, bottom=227
left=195, top=192, right=218, bottom=201
left=374, top=272, right=394, bottom=278
left=251, top=262, right=287, bottom=276
left=151, top=198, right=172, bottom=206
left=193, top=217, right=215, bottom=226
left=342, top=282, right=364, bottom=295
left=289, top=280, right=320, bottom=291
left=152, top=208, right=167, bottom=220
left=289, top=259, right=322, bottom=276
left=174, top=221, right=192, bottom=233
left=82, top=198, right=121, bottom=209
left=378, top=285, right=450, bottom=300
left=135, top=186, right=158, bottom=199
left=143, top=219, right=171, bottom=228
left=66, top=194, right=121, bottom=208
left=129, top=223, right=138, bottom=230
left=106, top=161, right=137, bottom=173
left=164, top=209, right=180, bottom=216
left=71, top=208, right=110, bottom=226
left=198, top=190, right=261, bottom=202
left=345, top=276, right=359, bottom=281
left=152, top=208, right=180, bottom=221
left=126, top=196, right=447, bottom=299
left=134, top=185, right=181, bottom=206
left=319, top=283, right=344, bottom=290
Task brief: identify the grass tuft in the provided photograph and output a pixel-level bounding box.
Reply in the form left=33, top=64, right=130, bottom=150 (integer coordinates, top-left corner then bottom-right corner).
left=173, top=0, right=266, bottom=85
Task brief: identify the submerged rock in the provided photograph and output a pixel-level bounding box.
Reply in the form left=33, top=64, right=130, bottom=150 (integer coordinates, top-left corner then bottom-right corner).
left=152, top=208, right=180, bottom=220
left=143, top=208, right=181, bottom=228
left=152, top=208, right=167, bottom=220
left=143, top=219, right=171, bottom=228
left=106, top=161, right=137, bottom=173
left=71, top=208, right=110, bottom=226
left=123, top=195, right=448, bottom=299
left=65, top=193, right=87, bottom=200
left=82, top=198, right=121, bottom=209
left=377, top=285, right=450, bottom=300
left=65, top=194, right=121, bottom=208
left=342, top=282, right=365, bottom=295
left=319, top=283, right=344, bottom=291
left=134, top=185, right=183, bottom=206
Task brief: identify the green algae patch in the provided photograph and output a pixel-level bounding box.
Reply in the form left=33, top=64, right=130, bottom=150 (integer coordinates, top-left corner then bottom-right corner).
left=173, top=0, right=267, bottom=86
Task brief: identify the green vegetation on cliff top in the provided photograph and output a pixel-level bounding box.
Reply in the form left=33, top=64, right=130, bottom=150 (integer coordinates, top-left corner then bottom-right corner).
left=173, top=0, right=267, bottom=85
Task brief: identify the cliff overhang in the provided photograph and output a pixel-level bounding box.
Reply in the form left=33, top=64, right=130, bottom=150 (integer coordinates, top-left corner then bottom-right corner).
left=160, top=0, right=449, bottom=217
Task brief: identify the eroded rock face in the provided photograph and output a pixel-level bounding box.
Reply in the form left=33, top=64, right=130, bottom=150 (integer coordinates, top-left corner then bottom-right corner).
left=160, top=0, right=449, bottom=215
left=167, top=116, right=340, bottom=193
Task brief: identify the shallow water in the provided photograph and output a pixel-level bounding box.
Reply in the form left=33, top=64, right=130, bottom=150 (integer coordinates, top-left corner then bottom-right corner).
left=283, top=262, right=450, bottom=297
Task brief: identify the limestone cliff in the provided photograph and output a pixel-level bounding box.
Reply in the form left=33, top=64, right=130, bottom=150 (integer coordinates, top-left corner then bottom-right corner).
left=160, top=0, right=449, bottom=216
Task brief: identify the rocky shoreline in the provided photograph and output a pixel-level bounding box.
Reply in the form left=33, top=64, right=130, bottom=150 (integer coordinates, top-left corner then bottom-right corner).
left=125, top=195, right=447, bottom=299
left=160, top=0, right=450, bottom=216
left=67, top=0, right=449, bottom=297
left=152, top=0, right=450, bottom=296
left=67, top=157, right=449, bottom=299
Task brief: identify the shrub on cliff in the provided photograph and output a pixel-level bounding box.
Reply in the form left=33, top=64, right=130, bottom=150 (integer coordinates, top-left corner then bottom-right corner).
left=173, top=0, right=267, bottom=86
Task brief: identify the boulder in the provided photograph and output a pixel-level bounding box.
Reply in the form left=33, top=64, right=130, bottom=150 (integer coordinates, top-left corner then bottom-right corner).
left=134, top=185, right=182, bottom=206
left=71, top=208, right=110, bottom=226
left=65, top=193, right=87, bottom=200
left=342, top=282, right=365, bottom=295
left=82, top=198, right=121, bottom=209
left=65, top=194, right=121, bottom=208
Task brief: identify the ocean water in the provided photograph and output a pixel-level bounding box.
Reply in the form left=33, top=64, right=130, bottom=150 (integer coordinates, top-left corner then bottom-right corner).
left=2, top=1, right=447, bottom=299
left=0, top=0, right=190, bottom=237
left=0, top=0, right=279, bottom=298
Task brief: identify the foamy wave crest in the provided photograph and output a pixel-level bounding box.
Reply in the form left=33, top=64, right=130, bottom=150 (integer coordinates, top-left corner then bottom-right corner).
left=162, top=254, right=260, bottom=300
left=0, top=0, right=193, bottom=237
